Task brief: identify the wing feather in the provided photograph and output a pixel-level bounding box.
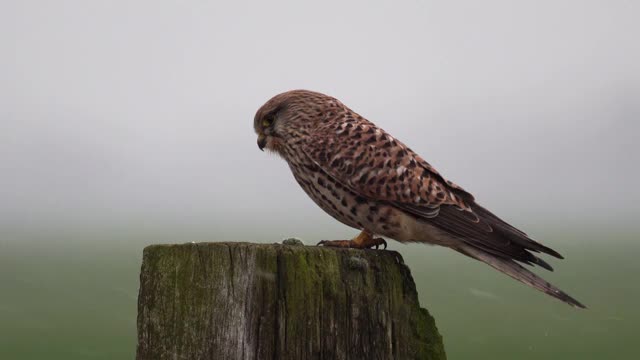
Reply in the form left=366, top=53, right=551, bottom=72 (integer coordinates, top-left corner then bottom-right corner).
left=302, top=118, right=562, bottom=269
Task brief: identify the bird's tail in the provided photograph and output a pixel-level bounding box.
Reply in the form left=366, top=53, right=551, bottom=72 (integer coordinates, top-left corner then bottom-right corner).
left=457, top=245, right=586, bottom=308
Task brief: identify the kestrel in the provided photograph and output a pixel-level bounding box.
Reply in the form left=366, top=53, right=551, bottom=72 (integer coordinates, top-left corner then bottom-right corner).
left=254, top=90, right=585, bottom=308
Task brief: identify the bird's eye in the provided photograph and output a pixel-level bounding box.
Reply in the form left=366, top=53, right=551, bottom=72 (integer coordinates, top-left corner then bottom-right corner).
left=262, top=117, right=274, bottom=128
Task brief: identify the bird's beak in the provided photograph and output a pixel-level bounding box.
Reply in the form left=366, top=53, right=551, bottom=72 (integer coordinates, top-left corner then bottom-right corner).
left=257, top=134, right=267, bottom=151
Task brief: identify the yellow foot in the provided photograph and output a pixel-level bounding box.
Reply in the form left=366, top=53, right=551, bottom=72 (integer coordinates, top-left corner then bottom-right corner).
left=317, top=231, right=387, bottom=250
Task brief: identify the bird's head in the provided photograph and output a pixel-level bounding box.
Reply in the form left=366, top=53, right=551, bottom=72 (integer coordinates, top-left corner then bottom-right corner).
left=254, top=90, right=342, bottom=156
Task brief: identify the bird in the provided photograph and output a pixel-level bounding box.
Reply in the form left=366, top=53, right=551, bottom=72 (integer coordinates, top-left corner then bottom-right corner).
left=254, top=89, right=585, bottom=308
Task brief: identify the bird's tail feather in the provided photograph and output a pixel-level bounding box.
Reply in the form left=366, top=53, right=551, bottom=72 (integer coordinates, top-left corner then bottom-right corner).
left=457, top=245, right=586, bottom=309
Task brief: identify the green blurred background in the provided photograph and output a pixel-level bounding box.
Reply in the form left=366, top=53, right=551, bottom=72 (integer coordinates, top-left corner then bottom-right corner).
left=1, top=224, right=637, bottom=359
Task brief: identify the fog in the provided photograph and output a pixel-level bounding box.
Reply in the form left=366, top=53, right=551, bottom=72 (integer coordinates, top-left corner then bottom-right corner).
left=2, top=0, right=639, bottom=231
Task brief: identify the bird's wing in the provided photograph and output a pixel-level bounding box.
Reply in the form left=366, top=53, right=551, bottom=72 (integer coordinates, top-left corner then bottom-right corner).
left=302, top=120, right=562, bottom=267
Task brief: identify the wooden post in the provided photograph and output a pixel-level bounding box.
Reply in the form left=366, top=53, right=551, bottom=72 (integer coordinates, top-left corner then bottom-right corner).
left=136, top=242, right=446, bottom=360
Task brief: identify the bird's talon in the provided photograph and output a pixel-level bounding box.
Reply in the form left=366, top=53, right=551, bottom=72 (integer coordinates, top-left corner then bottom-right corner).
left=371, top=237, right=387, bottom=250
left=316, top=234, right=386, bottom=249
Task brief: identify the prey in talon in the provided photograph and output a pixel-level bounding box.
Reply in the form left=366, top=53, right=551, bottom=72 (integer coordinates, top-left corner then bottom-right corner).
left=254, top=89, right=585, bottom=308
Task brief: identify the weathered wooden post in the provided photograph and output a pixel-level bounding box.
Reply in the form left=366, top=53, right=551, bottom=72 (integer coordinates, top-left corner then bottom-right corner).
left=136, top=242, right=446, bottom=360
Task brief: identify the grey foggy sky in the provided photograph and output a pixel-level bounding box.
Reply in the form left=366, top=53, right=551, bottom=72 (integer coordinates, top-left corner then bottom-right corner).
left=1, top=0, right=638, bottom=231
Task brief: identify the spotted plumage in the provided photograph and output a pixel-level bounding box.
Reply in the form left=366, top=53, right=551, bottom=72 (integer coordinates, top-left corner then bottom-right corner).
left=254, top=89, right=584, bottom=308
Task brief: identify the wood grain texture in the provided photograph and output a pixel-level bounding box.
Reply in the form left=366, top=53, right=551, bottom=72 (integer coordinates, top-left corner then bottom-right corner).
left=136, top=242, right=446, bottom=360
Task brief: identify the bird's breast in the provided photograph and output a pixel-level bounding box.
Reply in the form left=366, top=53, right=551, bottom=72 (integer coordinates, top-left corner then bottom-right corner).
left=283, top=151, right=408, bottom=239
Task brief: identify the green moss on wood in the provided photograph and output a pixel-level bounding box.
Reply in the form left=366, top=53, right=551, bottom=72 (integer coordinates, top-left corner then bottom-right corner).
left=137, top=242, right=446, bottom=360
